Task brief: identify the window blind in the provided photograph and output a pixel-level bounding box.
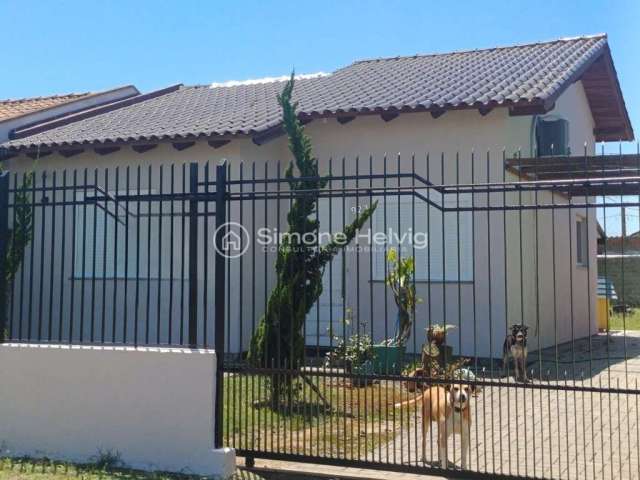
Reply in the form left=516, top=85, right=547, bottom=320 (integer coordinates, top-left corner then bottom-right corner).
left=372, top=189, right=473, bottom=281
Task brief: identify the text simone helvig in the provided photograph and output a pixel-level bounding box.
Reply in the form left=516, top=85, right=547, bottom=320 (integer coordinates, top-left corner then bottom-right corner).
left=255, top=227, right=429, bottom=250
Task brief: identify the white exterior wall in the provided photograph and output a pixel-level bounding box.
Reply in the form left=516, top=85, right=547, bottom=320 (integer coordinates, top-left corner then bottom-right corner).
left=507, top=82, right=598, bottom=355
left=0, top=344, right=235, bottom=477
left=3, top=82, right=599, bottom=358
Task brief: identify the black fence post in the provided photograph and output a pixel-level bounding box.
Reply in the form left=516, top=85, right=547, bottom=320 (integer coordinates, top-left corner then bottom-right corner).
left=188, top=163, right=199, bottom=348
left=214, top=161, right=227, bottom=449
left=0, top=172, right=9, bottom=343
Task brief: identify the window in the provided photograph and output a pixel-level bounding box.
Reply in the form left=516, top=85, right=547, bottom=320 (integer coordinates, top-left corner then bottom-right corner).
left=371, top=190, right=473, bottom=281
left=576, top=217, right=589, bottom=266
left=536, top=117, right=569, bottom=156
left=74, top=191, right=139, bottom=278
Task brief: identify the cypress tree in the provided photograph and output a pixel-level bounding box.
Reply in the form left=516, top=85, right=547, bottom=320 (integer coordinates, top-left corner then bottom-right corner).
left=248, top=74, right=377, bottom=406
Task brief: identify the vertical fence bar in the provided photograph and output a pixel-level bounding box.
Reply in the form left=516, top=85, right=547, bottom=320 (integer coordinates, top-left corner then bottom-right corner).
left=101, top=169, right=109, bottom=343
left=48, top=171, right=56, bottom=342
left=203, top=163, right=210, bottom=347
left=180, top=164, right=186, bottom=345
left=214, top=161, right=228, bottom=449
left=112, top=168, right=120, bottom=343
left=134, top=166, right=141, bottom=346
left=157, top=165, right=163, bottom=345
left=168, top=165, right=174, bottom=345
left=145, top=166, right=152, bottom=344
left=9, top=173, right=17, bottom=340
left=0, top=172, right=10, bottom=343
left=188, top=163, right=199, bottom=348
left=37, top=172, right=47, bottom=341
left=123, top=167, right=130, bottom=344
left=58, top=171, right=67, bottom=343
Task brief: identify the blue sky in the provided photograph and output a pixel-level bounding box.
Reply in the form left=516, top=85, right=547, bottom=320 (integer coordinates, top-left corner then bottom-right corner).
left=1, top=0, right=639, bottom=233
left=2, top=1, right=638, bottom=234
left=1, top=0, right=638, bottom=153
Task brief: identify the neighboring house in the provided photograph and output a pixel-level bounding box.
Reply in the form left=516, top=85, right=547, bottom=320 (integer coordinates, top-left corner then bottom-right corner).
left=600, top=234, right=640, bottom=255
left=598, top=233, right=640, bottom=307
left=0, top=86, right=139, bottom=143
left=0, top=34, right=634, bottom=358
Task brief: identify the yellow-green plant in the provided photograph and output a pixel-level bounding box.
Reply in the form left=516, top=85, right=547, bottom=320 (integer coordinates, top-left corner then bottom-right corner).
left=386, top=247, right=420, bottom=346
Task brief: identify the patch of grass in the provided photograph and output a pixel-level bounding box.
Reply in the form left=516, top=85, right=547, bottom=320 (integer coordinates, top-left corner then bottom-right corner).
left=0, top=458, right=276, bottom=480
left=0, top=457, right=201, bottom=480
left=608, top=310, right=640, bottom=330
left=223, top=373, right=408, bottom=458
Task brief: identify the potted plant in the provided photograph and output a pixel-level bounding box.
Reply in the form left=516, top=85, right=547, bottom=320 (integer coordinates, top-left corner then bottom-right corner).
left=325, top=310, right=374, bottom=387
left=422, top=324, right=456, bottom=375
left=402, top=360, right=427, bottom=392
left=426, top=323, right=456, bottom=345
left=326, top=336, right=374, bottom=388
left=372, top=248, right=420, bottom=374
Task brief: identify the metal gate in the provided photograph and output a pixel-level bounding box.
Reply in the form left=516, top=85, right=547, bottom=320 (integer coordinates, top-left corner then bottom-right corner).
left=219, top=152, right=640, bottom=480
left=2, top=153, right=640, bottom=479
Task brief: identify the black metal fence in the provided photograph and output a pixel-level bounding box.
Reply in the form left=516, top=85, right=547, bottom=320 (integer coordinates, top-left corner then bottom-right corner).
left=2, top=150, right=640, bottom=479
left=0, top=163, right=227, bottom=348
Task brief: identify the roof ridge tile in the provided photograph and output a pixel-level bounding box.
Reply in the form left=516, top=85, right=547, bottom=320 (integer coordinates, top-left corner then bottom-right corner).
left=346, top=33, right=607, bottom=67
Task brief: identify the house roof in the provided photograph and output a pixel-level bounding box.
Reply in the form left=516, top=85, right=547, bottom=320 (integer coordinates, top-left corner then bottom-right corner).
left=1, top=34, right=633, bottom=156
left=0, top=93, right=91, bottom=122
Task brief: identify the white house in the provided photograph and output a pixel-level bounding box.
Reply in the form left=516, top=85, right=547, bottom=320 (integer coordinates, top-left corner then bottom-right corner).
left=0, top=34, right=633, bottom=360
left=0, top=86, right=139, bottom=142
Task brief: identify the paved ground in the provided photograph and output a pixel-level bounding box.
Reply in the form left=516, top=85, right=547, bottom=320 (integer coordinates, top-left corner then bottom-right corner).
left=237, top=459, right=447, bottom=480
left=374, top=331, right=640, bottom=480
left=245, top=332, right=640, bottom=480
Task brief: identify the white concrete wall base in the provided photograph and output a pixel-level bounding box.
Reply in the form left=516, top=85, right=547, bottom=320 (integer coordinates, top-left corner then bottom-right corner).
left=208, top=448, right=236, bottom=479
left=0, top=343, right=236, bottom=478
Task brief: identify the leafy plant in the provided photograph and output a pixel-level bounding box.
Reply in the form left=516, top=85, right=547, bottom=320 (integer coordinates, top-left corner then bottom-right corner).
left=385, top=247, right=420, bottom=346
left=401, top=358, right=423, bottom=376
left=426, top=323, right=456, bottom=346
left=90, top=449, right=123, bottom=471
left=5, top=172, right=34, bottom=283
left=247, top=74, right=377, bottom=407
left=421, top=323, right=470, bottom=380
left=0, top=170, right=34, bottom=341
left=327, top=333, right=374, bottom=370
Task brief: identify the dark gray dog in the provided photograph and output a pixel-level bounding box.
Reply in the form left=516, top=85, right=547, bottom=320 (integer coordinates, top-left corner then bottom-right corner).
left=503, top=325, right=529, bottom=382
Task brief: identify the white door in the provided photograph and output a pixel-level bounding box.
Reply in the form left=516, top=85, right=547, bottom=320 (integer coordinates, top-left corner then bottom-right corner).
left=305, top=197, right=345, bottom=347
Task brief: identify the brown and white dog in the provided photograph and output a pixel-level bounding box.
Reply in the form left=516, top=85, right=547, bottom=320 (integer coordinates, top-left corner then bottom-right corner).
left=395, top=383, right=472, bottom=469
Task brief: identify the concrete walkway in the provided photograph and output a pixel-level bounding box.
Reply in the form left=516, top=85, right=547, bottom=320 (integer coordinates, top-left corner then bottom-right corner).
left=238, top=458, right=448, bottom=480
left=235, top=332, right=640, bottom=480
left=375, top=331, right=640, bottom=480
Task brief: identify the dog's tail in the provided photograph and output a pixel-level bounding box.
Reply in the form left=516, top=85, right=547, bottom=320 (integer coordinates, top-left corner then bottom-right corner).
left=394, top=395, right=422, bottom=409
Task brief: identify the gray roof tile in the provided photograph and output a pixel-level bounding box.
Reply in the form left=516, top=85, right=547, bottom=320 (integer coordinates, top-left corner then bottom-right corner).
left=2, top=34, right=629, bottom=151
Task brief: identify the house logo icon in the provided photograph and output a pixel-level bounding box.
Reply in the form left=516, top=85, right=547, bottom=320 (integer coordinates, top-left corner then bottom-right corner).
left=214, top=222, right=250, bottom=258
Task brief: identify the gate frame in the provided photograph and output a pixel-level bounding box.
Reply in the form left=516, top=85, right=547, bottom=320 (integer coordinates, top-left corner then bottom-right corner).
left=0, top=171, right=9, bottom=343
left=213, top=162, right=227, bottom=449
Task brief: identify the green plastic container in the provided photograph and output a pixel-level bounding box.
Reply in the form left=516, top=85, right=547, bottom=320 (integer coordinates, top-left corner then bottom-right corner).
left=350, top=360, right=374, bottom=387
left=372, top=344, right=406, bottom=374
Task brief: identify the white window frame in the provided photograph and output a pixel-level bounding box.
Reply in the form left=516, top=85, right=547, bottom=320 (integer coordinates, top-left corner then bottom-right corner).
left=371, top=189, right=474, bottom=282
left=576, top=215, right=589, bottom=267
left=73, top=189, right=148, bottom=279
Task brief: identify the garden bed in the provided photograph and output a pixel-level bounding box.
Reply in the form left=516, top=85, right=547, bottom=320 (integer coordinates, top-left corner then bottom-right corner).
left=223, top=373, right=410, bottom=459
